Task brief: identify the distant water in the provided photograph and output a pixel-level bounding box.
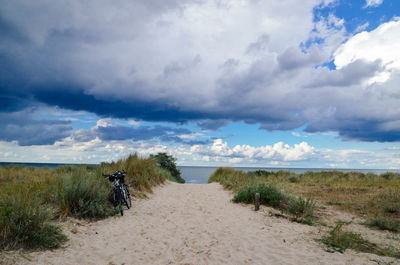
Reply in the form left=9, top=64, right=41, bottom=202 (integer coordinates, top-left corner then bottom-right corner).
left=0, top=162, right=97, bottom=168
left=178, top=166, right=400, bottom=184
left=1, top=162, right=398, bottom=185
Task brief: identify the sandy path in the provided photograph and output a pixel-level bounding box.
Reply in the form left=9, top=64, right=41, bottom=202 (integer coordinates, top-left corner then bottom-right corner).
left=16, top=182, right=395, bottom=264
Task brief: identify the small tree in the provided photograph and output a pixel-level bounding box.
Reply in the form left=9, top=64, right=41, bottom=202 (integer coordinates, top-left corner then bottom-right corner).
left=150, top=153, right=185, bottom=183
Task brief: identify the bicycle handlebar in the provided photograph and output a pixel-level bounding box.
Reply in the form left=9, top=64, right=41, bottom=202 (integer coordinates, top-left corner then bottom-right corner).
left=103, top=171, right=126, bottom=179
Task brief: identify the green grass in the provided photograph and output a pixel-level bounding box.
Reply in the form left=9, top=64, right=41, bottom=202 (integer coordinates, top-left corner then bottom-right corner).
left=231, top=183, right=316, bottom=224
left=363, top=219, right=400, bottom=233
left=58, top=172, right=117, bottom=219
left=321, top=223, right=400, bottom=258
left=208, top=167, right=400, bottom=224
left=233, top=184, right=287, bottom=208
left=0, top=188, right=67, bottom=250
left=0, top=153, right=176, bottom=250
left=208, top=167, right=400, bottom=257
left=287, top=197, right=316, bottom=225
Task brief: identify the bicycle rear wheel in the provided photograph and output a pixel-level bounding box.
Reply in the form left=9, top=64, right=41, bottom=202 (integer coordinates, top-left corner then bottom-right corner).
left=119, top=187, right=124, bottom=216
left=124, top=185, right=132, bottom=209
left=112, top=187, right=118, bottom=207
left=119, top=204, right=124, bottom=216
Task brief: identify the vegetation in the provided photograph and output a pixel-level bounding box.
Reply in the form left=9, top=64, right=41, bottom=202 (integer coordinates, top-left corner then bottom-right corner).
left=233, top=184, right=287, bottom=208
left=208, top=168, right=400, bottom=225
left=0, top=153, right=175, bottom=250
left=0, top=190, right=67, bottom=250
left=58, top=171, right=117, bottom=219
left=287, top=197, right=316, bottom=225
left=211, top=169, right=316, bottom=224
left=208, top=167, right=400, bottom=257
left=321, top=223, right=400, bottom=258
left=150, top=153, right=185, bottom=183
left=363, top=219, right=400, bottom=233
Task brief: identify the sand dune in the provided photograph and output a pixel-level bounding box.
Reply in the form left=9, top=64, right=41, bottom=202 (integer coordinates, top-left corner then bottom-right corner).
left=11, top=182, right=397, bottom=264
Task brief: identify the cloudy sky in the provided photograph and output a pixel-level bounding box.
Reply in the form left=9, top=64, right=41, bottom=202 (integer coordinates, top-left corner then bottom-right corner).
left=1, top=0, right=400, bottom=168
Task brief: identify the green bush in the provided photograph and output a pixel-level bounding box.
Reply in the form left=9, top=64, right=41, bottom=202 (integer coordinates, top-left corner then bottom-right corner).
left=364, top=219, right=400, bottom=233
left=232, top=186, right=258, bottom=204
left=257, top=184, right=287, bottom=208
left=0, top=194, right=67, bottom=250
left=321, top=223, right=399, bottom=258
left=150, top=153, right=185, bottom=183
left=287, top=197, right=316, bottom=224
left=381, top=172, right=400, bottom=180
left=59, top=173, right=117, bottom=219
left=288, top=175, right=300, bottom=183
left=233, top=184, right=287, bottom=208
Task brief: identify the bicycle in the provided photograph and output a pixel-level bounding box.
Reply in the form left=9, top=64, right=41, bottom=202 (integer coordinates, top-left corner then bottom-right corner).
left=103, top=171, right=132, bottom=216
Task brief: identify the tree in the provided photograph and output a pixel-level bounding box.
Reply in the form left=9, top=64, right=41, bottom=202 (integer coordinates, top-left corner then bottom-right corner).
left=150, top=153, right=185, bottom=183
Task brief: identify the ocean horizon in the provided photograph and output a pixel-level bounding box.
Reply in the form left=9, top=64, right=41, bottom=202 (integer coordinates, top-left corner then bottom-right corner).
left=1, top=162, right=399, bottom=184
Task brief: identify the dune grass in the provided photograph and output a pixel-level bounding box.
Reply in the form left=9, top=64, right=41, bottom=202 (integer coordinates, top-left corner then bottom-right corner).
left=0, top=153, right=174, bottom=250
left=211, top=169, right=317, bottom=224
left=208, top=168, right=400, bottom=227
left=0, top=185, right=68, bottom=250
left=321, top=223, right=400, bottom=258
left=208, top=167, right=400, bottom=258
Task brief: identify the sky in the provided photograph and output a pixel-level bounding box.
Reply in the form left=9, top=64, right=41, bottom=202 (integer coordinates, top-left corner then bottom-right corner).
left=1, top=0, right=400, bottom=168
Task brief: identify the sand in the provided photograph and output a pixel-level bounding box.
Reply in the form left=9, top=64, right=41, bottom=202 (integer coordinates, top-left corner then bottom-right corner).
left=8, top=182, right=398, bottom=265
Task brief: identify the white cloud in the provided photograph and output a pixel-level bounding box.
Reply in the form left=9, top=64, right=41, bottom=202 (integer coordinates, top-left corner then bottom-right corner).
left=191, top=139, right=316, bottom=162
left=334, top=19, right=400, bottom=83
left=354, top=22, right=369, bottom=33
left=127, top=120, right=141, bottom=126
left=1, top=136, right=400, bottom=169
left=364, top=0, right=383, bottom=8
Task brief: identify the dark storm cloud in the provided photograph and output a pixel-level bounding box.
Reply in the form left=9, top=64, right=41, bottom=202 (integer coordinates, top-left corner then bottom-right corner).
left=307, top=59, right=382, bottom=87
left=197, top=119, right=230, bottom=130
left=0, top=0, right=399, bottom=144
left=0, top=110, right=72, bottom=146
left=306, top=119, right=400, bottom=142
left=277, top=47, right=324, bottom=70
left=246, top=34, right=270, bottom=55
left=31, top=86, right=206, bottom=122
left=74, top=124, right=210, bottom=145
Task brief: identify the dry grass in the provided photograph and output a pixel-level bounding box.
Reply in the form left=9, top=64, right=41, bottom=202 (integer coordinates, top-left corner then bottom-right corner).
left=0, top=153, right=173, bottom=250
left=208, top=168, right=400, bottom=259
left=209, top=168, right=400, bottom=225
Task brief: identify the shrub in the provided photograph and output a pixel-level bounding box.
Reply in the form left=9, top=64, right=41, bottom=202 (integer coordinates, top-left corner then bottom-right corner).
left=321, top=223, right=399, bottom=258
left=233, top=184, right=287, bottom=209
left=155, top=167, right=177, bottom=182
left=287, top=197, right=316, bottom=224
left=364, top=219, right=400, bottom=233
left=381, top=172, right=400, bottom=180
left=257, top=184, right=287, bottom=208
left=288, top=175, right=300, bottom=183
left=232, top=186, right=258, bottom=204
left=0, top=193, right=67, bottom=250
left=150, top=153, right=185, bottom=183
left=58, top=172, right=117, bottom=219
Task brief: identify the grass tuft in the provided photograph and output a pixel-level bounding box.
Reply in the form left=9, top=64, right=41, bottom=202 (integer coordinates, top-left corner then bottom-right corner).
left=0, top=192, right=67, bottom=250
left=363, top=219, right=400, bottom=233
left=287, top=197, right=316, bottom=225
left=321, top=223, right=400, bottom=258
left=233, top=184, right=287, bottom=208
left=58, top=172, right=117, bottom=219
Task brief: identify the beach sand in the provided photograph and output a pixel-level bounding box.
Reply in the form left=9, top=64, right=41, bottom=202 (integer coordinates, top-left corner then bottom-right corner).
left=8, top=182, right=398, bottom=265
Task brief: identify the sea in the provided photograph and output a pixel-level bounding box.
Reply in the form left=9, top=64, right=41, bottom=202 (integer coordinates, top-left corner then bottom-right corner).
left=1, top=162, right=399, bottom=184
